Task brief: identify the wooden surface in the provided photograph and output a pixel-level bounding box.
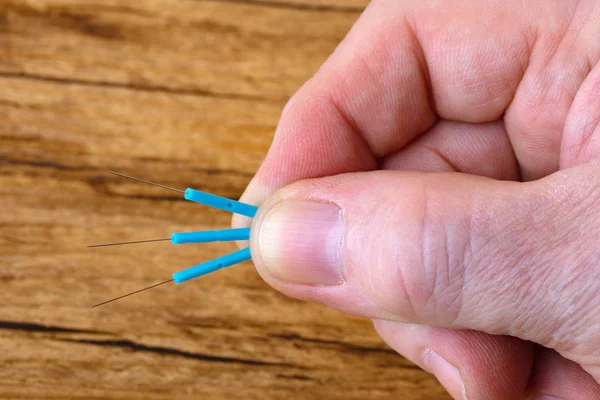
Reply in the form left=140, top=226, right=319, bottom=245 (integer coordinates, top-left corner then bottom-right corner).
left=0, top=1, right=450, bottom=398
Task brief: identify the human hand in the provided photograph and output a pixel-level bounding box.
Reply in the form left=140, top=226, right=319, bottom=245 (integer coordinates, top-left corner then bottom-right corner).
left=233, top=1, right=600, bottom=398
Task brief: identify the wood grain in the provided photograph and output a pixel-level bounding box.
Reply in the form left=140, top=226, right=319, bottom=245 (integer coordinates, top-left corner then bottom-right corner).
left=0, top=1, right=450, bottom=398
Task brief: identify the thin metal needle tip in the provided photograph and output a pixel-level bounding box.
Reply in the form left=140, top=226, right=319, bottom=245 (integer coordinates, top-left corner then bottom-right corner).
left=92, top=279, right=174, bottom=308
left=108, top=171, right=185, bottom=194
left=88, top=238, right=171, bottom=248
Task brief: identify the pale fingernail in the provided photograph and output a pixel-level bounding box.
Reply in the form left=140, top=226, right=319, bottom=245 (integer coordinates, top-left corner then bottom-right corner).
left=257, top=200, right=344, bottom=285
left=424, top=350, right=467, bottom=400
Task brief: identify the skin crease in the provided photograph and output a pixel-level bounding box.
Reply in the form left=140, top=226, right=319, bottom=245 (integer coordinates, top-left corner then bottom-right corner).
left=232, top=1, right=600, bottom=399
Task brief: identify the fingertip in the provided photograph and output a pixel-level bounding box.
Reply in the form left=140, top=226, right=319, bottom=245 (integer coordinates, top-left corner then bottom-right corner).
left=232, top=177, right=271, bottom=248
left=374, top=320, right=533, bottom=400
left=423, top=349, right=467, bottom=400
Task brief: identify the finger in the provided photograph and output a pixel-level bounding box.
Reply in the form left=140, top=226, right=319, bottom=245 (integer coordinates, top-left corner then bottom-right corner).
left=527, top=346, right=600, bottom=400
left=561, top=62, right=600, bottom=169
left=504, top=2, right=600, bottom=180
left=249, top=159, right=600, bottom=380
left=236, top=119, right=519, bottom=249
left=234, top=0, right=537, bottom=225
left=377, top=120, right=528, bottom=400
left=381, top=120, right=519, bottom=180
left=374, top=320, right=532, bottom=400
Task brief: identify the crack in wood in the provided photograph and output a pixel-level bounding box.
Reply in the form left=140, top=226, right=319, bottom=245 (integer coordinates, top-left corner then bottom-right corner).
left=0, top=155, right=80, bottom=171
left=0, top=71, right=283, bottom=103
left=61, top=338, right=302, bottom=368
left=275, top=373, right=312, bottom=381
left=0, top=320, right=302, bottom=369
left=270, top=333, right=399, bottom=356
left=0, top=320, right=107, bottom=335
left=0, top=155, right=255, bottom=182
left=193, top=0, right=365, bottom=13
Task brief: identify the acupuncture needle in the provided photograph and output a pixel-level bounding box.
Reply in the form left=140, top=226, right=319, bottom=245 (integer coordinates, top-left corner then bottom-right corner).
left=108, top=171, right=184, bottom=193
left=92, top=279, right=174, bottom=308
left=91, top=172, right=255, bottom=307
left=108, top=171, right=257, bottom=217
left=88, top=228, right=251, bottom=248
left=92, top=247, right=252, bottom=307
left=88, top=238, right=170, bottom=248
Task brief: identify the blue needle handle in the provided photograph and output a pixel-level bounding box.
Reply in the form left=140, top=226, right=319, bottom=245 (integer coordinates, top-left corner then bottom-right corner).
left=171, top=228, right=250, bottom=244
left=172, top=247, right=252, bottom=284
left=184, top=188, right=257, bottom=217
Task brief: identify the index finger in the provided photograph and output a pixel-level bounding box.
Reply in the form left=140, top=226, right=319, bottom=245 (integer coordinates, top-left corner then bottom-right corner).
left=235, top=0, right=534, bottom=221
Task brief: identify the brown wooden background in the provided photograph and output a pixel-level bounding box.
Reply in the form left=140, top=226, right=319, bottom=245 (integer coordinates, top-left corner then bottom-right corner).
left=0, top=1, right=449, bottom=398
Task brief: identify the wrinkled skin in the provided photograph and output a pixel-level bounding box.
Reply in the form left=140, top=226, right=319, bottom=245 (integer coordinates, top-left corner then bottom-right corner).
left=232, top=1, right=600, bottom=398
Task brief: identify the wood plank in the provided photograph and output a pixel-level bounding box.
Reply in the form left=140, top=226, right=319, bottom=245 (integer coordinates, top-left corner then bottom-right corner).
left=0, top=0, right=449, bottom=398
left=0, top=0, right=364, bottom=100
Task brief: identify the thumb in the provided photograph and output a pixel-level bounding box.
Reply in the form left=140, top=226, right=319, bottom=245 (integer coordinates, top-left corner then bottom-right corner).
left=250, top=163, right=600, bottom=377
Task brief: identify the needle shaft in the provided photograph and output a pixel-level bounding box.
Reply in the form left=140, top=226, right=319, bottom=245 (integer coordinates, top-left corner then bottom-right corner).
left=88, top=238, right=171, bottom=248
left=92, top=279, right=174, bottom=308
left=109, top=171, right=185, bottom=194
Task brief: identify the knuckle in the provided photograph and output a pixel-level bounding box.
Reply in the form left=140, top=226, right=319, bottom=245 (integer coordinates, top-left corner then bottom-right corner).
left=486, top=176, right=600, bottom=347
left=418, top=181, right=468, bottom=324
left=363, top=180, right=470, bottom=324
